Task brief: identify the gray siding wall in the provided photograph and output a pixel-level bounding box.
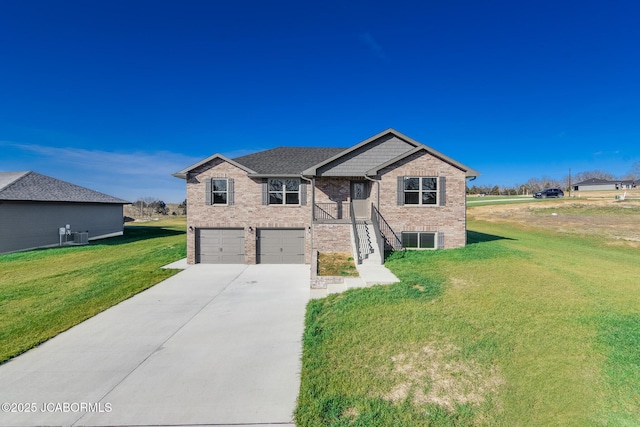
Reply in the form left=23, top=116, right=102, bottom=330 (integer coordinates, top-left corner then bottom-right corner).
left=0, top=202, right=124, bottom=254
left=318, top=135, right=414, bottom=176
left=577, top=184, right=616, bottom=191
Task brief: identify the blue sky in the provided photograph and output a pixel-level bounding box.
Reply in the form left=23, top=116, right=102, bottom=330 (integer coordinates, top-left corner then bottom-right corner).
left=1, top=0, right=639, bottom=202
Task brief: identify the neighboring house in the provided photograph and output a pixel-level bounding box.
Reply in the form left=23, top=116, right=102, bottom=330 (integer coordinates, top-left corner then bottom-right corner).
left=573, top=178, right=637, bottom=191
left=174, top=129, right=479, bottom=265
left=0, top=171, right=129, bottom=254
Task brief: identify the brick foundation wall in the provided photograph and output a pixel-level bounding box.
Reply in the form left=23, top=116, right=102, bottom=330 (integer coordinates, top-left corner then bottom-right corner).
left=313, top=223, right=352, bottom=253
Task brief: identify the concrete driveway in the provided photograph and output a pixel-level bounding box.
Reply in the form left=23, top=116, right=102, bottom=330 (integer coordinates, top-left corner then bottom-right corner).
left=0, top=264, right=310, bottom=426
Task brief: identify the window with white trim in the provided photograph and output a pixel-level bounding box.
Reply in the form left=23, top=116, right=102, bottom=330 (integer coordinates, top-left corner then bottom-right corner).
left=402, top=232, right=436, bottom=249
left=404, top=177, right=438, bottom=205
left=268, top=178, right=300, bottom=205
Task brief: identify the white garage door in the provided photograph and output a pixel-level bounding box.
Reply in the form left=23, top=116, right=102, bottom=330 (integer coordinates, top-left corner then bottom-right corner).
left=257, top=228, right=305, bottom=264
left=196, top=228, right=245, bottom=264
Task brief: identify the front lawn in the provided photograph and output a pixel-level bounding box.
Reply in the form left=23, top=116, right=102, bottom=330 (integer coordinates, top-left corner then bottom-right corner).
left=0, top=218, right=186, bottom=364
left=296, top=206, right=640, bottom=425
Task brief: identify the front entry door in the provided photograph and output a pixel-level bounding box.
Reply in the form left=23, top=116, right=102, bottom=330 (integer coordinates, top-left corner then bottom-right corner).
left=351, top=181, right=369, bottom=219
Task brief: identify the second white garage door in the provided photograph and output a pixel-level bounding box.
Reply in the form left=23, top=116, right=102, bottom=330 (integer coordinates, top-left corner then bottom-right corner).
left=257, top=228, right=305, bottom=264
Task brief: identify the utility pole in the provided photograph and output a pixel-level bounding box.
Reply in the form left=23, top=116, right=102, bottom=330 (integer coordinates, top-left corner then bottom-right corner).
left=568, top=168, right=572, bottom=198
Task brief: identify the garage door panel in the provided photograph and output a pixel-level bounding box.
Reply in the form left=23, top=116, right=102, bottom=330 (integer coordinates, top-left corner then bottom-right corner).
left=257, top=229, right=305, bottom=264
left=196, top=228, right=244, bottom=264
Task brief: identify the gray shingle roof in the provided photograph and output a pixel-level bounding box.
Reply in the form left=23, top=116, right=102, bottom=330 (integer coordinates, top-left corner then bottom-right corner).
left=232, top=147, right=347, bottom=175
left=574, top=178, right=613, bottom=185
left=0, top=171, right=129, bottom=204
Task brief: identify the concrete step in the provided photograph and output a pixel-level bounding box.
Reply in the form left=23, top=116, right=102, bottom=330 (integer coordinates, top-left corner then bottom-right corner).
left=355, top=264, right=401, bottom=286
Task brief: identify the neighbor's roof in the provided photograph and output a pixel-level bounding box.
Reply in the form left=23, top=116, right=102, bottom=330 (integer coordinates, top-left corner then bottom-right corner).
left=0, top=171, right=129, bottom=204
left=574, top=178, right=617, bottom=185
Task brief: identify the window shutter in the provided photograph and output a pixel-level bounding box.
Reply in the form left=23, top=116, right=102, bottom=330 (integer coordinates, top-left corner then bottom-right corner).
left=205, top=178, right=212, bottom=205
left=228, top=178, right=234, bottom=205
left=397, top=176, right=404, bottom=206
left=437, top=232, right=445, bottom=249
left=300, top=181, right=307, bottom=205
left=262, top=179, right=269, bottom=205
left=439, top=176, right=446, bottom=206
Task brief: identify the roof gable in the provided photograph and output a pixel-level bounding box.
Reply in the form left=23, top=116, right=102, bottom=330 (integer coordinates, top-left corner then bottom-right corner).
left=172, top=153, right=256, bottom=179
left=303, top=128, right=479, bottom=178
left=0, top=171, right=129, bottom=204
left=366, top=146, right=480, bottom=178
left=313, top=133, right=416, bottom=177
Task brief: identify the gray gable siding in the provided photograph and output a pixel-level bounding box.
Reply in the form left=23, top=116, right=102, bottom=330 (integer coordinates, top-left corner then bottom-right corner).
left=317, top=135, right=414, bottom=177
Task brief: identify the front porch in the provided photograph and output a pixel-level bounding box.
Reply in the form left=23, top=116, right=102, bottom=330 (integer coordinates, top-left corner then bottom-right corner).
left=313, top=202, right=351, bottom=223
left=310, top=176, right=403, bottom=267
left=311, top=177, right=372, bottom=223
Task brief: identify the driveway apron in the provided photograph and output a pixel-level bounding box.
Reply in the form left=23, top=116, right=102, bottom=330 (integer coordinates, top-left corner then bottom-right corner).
left=0, top=264, right=310, bottom=426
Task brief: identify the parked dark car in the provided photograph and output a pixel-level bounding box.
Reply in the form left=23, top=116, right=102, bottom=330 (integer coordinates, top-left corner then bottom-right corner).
left=533, top=188, right=564, bottom=198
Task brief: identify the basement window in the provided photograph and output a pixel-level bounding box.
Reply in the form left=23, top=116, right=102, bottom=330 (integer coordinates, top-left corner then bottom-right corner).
left=402, top=232, right=436, bottom=249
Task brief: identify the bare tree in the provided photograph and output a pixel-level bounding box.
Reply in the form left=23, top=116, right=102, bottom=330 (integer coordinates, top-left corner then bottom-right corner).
left=133, top=197, right=161, bottom=218
left=525, top=177, right=543, bottom=193
left=622, top=161, right=640, bottom=181
left=178, top=199, right=187, bottom=215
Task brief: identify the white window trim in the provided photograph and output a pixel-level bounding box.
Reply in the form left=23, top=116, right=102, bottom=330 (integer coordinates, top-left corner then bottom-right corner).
left=404, top=176, right=438, bottom=206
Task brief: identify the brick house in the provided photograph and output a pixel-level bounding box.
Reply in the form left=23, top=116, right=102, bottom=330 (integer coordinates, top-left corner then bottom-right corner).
left=173, top=129, right=479, bottom=265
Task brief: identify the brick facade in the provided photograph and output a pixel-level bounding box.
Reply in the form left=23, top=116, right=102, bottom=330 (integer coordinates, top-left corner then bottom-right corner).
left=186, top=158, right=312, bottom=264
left=377, top=151, right=467, bottom=248
left=179, top=131, right=475, bottom=265
left=312, top=223, right=352, bottom=253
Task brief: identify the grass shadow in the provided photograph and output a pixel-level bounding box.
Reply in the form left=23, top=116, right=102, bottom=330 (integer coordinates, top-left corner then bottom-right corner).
left=94, top=225, right=185, bottom=246
left=467, top=230, right=516, bottom=245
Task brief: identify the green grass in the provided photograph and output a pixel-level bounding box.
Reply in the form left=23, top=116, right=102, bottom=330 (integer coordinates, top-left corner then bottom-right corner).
left=296, top=213, right=640, bottom=425
left=0, top=218, right=186, bottom=364
left=466, top=195, right=548, bottom=206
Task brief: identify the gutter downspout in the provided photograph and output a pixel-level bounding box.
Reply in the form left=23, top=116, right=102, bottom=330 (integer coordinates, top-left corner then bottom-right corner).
left=364, top=174, right=380, bottom=211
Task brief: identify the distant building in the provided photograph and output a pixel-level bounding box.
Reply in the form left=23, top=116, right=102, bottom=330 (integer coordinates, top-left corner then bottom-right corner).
left=573, top=178, right=637, bottom=191
left=0, top=171, right=129, bottom=254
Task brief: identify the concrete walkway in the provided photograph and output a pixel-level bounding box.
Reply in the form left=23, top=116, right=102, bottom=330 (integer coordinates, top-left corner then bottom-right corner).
left=310, top=262, right=400, bottom=299
left=0, top=264, right=310, bottom=427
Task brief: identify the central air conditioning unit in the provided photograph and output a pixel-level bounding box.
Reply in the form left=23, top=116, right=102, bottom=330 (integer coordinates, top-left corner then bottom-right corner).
left=72, top=232, right=89, bottom=245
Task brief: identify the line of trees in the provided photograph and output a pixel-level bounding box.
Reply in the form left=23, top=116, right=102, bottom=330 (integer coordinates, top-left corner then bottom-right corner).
left=131, top=198, right=187, bottom=217
left=468, top=163, right=640, bottom=195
